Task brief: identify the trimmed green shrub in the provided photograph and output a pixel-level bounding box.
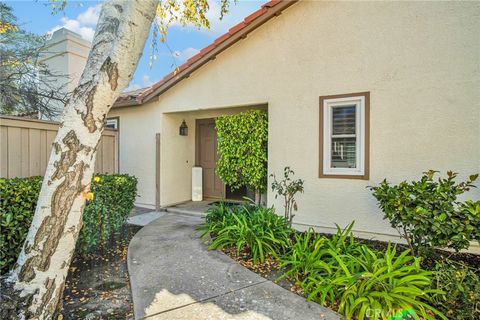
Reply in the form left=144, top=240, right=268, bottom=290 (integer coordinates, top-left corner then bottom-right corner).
left=431, top=260, right=480, bottom=320
left=78, top=174, right=138, bottom=253
left=202, top=204, right=291, bottom=264
left=0, top=176, right=42, bottom=274
left=369, top=170, right=480, bottom=256
left=0, top=174, right=137, bottom=274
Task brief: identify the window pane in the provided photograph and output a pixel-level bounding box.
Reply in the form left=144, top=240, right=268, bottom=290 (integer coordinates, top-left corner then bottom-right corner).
left=332, top=106, right=356, bottom=135
left=331, top=137, right=356, bottom=168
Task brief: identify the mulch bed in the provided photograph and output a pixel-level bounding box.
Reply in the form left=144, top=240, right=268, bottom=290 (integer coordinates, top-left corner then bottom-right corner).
left=221, top=247, right=305, bottom=297
left=61, top=224, right=141, bottom=320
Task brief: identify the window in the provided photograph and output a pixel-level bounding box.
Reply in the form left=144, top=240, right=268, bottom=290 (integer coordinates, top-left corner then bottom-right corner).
left=106, top=117, right=119, bottom=129
left=319, top=92, right=369, bottom=179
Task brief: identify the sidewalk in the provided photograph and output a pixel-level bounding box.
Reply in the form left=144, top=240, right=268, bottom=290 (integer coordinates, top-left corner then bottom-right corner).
left=127, top=213, right=340, bottom=320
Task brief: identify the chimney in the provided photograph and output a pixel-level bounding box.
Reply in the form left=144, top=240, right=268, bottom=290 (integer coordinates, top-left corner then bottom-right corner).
left=38, top=28, right=91, bottom=120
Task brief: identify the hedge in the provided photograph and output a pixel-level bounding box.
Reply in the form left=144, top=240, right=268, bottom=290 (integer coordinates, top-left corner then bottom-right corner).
left=0, top=174, right=137, bottom=275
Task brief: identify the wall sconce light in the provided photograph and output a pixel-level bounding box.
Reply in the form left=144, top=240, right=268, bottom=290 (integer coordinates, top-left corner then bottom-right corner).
left=179, top=120, right=188, bottom=136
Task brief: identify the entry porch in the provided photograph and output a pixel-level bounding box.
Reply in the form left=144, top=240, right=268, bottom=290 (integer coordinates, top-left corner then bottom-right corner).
left=157, top=104, right=267, bottom=209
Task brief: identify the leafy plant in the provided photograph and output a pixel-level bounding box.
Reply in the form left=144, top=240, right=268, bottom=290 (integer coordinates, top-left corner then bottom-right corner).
left=303, top=243, right=445, bottom=320
left=215, top=110, right=268, bottom=202
left=271, top=167, right=304, bottom=225
left=0, top=174, right=137, bottom=274
left=78, top=174, right=138, bottom=254
left=199, top=202, right=252, bottom=238
left=431, top=260, right=480, bottom=319
left=0, top=176, right=42, bottom=274
left=369, top=170, right=480, bottom=256
left=205, top=205, right=291, bottom=264
left=280, top=223, right=445, bottom=320
left=279, top=222, right=358, bottom=282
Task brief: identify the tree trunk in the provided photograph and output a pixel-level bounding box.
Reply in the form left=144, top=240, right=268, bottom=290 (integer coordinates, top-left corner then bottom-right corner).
left=7, top=1, right=157, bottom=318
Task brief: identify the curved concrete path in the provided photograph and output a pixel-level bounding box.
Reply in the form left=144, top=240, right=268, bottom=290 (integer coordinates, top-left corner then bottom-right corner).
left=128, top=213, right=340, bottom=320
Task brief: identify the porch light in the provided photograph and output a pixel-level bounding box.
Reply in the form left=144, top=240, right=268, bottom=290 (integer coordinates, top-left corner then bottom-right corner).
left=179, top=120, right=188, bottom=136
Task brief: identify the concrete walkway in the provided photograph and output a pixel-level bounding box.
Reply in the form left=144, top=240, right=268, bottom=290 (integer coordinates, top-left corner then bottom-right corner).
left=128, top=213, right=339, bottom=320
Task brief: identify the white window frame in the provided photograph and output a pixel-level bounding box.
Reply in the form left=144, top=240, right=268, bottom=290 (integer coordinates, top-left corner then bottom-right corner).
left=106, top=117, right=118, bottom=130
left=322, top=95, right=366, bottom=176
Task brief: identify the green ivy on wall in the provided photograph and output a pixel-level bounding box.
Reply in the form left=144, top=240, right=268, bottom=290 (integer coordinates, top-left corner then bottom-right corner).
left=215, top=110, right=268, bottom=194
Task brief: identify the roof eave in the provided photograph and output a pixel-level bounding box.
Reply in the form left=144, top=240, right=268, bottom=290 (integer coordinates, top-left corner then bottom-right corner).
left=129, top=0, right=297, bottom=106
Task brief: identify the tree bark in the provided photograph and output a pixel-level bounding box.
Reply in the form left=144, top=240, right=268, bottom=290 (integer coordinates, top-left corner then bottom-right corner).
left=7, top=1, right=157, bottom=318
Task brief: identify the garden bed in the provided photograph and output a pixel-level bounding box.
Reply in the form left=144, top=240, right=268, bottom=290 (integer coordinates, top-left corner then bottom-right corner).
left=61, top=224, right=141, bottom=320
left=201, top=201, right=480, bottom=320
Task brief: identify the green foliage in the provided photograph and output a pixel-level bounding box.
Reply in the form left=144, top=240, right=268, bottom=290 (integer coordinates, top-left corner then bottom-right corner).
left=369, top=170, right=480, bottom=255
left=271, top=166, right=304, bottom=225
left=215, top=110, right=268, bottom=193
left=280, top=223, right=445, bottom=320
left=431, top=260, right=480, bottom=319
left=0, top=174, right=137, bottom=274
left=200, top=202, right=252, bottom=237
left=202, top=204, right=291, bottom=264
left=278, top=223, right=358, bottom=283
left=0, top=176, right=42, bottom=274
left=78, top=174, right=138, bottom=254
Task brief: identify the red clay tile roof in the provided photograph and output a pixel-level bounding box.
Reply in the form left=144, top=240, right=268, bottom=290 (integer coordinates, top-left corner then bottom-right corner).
left=114, top=0, right=297, bottom=108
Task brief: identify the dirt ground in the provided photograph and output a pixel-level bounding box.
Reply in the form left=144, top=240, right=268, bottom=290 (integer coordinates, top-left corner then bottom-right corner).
left=61, top=225, right=141, bottom=320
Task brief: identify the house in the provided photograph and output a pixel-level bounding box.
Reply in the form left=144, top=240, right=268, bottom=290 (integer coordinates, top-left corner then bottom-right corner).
left=104, top=1, right=479, bottom=243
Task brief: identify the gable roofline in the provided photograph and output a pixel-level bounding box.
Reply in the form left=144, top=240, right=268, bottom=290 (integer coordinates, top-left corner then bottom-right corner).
left=113, top=0, right=297, bottom=108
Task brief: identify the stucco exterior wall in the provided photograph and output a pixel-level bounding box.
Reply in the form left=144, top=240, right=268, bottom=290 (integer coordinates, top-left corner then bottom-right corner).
left=109, top=1, right=480, bottom=240
left=109, top=101, right=161, bottom=208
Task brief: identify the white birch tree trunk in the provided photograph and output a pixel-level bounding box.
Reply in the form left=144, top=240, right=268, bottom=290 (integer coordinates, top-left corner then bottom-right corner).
left=7, top=1, right=157, bottom=318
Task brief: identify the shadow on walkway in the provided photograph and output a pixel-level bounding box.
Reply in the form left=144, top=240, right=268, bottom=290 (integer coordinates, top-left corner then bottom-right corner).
left=128, top=213, right=340, bottom=320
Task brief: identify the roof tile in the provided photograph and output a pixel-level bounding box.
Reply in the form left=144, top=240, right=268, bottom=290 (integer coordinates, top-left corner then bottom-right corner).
left=113, top=1, right=296, bottom=107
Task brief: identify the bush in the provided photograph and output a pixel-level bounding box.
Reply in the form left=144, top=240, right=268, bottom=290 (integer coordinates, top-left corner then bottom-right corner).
left=78, top=174, right=138, bottom=253
left=202, top=204, right=291, bottom=264
left=369, top=170, right=480, bottom=255
left=431, top=260, right=480, bottom=319
left=281, top=223, right=445, bottom=320
left=0, top=176, right=42, bottom=274
left=0, top=174, right=137, bottom=274
left=215, top=110, right=268, bottom=196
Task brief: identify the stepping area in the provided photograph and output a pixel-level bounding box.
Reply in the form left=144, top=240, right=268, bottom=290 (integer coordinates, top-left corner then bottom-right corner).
left=128, top=213, right=339, bottom=319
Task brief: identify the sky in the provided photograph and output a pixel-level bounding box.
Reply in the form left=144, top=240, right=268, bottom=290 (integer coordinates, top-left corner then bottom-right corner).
left=6, top=0, right=267, bottom=91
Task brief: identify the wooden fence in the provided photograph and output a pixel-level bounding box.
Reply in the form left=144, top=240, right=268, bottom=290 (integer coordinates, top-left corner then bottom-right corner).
left=0, top=116, right=118, bottom=178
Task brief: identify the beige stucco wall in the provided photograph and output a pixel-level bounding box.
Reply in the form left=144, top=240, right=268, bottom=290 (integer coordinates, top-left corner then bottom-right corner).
left=109, top=1, right=480, bottom=241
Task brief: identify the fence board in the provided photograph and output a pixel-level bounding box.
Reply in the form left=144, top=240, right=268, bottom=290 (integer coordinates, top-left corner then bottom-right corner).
left=0, top=116, right=118, bottom=179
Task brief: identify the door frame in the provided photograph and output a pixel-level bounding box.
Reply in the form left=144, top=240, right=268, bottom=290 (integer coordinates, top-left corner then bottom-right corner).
left=195, top=118, right=225, bottom=198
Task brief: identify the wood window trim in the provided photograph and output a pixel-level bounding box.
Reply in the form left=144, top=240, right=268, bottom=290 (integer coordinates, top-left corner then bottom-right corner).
left=319, top=92, right=370, bottom=180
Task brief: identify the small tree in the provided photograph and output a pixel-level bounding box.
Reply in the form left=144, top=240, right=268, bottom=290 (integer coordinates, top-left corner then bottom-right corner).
left=369, top=170, right=480, bottom=256
left=215, top=110, right=268, bottom=203
left=0, top=3, right=69, bottom=119
left=271, top=167, right=304, bottom=226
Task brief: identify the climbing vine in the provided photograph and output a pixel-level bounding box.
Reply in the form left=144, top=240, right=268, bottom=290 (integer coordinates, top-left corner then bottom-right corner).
left=215, top=110, right=268, bottom=196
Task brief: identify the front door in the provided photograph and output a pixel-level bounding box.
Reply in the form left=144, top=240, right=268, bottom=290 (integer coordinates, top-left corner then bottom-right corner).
left=196, top=119, right=224, bottom=198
